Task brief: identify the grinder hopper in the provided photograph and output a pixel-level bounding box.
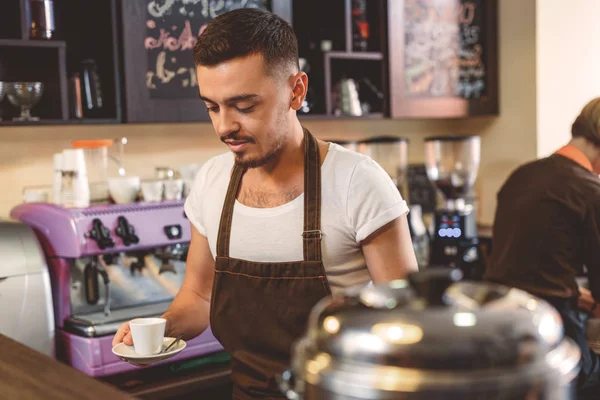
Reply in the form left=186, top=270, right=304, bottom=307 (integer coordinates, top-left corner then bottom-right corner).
left=357, top=136, right=408, bottom=195
left=424, top=135, right=480, bottom=207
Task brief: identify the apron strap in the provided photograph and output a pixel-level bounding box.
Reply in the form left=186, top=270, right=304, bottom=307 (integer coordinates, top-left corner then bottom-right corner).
left=216, top=128, right=322, bottom=262
left=302, top=128, right=322, bottom=262
left=216, top=164, right=245, bottom=258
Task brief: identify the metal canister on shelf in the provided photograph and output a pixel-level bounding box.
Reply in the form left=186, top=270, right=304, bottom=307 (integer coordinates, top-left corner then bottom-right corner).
left=81, top=59, right=104, bottom=117
left=29, top=0, right=55, bottom=40
left=69, top=73, right=83, bottom=119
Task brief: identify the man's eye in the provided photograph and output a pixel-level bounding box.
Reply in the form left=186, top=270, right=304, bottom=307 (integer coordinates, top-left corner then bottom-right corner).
left=237, top=105, right=255, bottom=114
left=206, top=106, right=219, bottom=113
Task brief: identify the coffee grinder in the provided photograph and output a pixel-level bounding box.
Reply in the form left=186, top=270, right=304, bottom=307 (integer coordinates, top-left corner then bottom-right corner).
left=424, top=135, right=483, bottom=279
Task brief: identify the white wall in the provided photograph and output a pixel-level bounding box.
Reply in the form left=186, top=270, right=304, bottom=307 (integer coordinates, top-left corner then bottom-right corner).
left=536, top=0, right=600, bottom=157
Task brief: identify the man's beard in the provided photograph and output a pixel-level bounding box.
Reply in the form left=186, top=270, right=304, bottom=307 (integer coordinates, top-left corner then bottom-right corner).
left=233, top=133, right=284, bottom=169
left=227, top=109, right=288, bottom=169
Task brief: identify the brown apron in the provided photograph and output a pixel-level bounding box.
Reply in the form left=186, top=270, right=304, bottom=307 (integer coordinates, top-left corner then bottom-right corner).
left=210, top=128, right=332, bottom=399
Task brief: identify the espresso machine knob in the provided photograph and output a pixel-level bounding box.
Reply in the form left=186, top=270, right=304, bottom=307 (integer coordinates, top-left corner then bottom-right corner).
left=115, top=216, right=139, bottom=246
left=85, top=218, right=115, bottom=249
left=164, top=224, right=182, bottom=240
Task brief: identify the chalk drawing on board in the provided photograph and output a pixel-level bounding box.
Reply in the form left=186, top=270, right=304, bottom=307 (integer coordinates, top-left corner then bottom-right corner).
left=145, top=0, right=268, bottom=99
left=403, top=0, right=487, bottom=99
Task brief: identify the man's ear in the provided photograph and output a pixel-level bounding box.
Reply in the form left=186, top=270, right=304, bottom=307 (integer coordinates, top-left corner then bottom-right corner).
left=289, top=71, right=308, bottom=110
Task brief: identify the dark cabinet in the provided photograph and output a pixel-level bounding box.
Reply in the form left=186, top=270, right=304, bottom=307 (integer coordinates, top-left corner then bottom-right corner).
left=0, top=0, right=122, bottom=125
left=0, top=39, right=68, bottom=123
left=120, top=0, right=389, bottom=122
left=0, top=0, right=498, bottom=126
left=278, top=0, right=499, bottom=120
left=55, top=0, right=123, bottom=123
left=289, top=0, right=389, bottom=119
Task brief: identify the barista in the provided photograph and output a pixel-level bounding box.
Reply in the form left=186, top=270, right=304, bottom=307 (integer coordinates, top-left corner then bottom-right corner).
left=113, top=8, right=418, bottom=399
left=484, top=97, right=600, bottom=397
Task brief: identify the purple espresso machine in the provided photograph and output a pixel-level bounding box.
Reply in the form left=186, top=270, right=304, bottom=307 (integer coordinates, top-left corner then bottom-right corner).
left=10, top=200, right=223, bottom=377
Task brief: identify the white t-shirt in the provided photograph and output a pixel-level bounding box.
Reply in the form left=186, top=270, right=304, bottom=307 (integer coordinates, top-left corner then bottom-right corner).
left=184, top=143, right=409, bottom=295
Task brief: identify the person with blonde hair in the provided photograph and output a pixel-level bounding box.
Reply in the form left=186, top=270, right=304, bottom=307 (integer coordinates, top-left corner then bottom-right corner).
left=485, top=97, right=600, bottom=397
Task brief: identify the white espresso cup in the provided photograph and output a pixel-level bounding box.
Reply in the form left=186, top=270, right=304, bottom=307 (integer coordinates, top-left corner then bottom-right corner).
left=108, top=176, right=141, bottom=204
left=141, top=179, right=164, bottom=202
left=129, top=317, right=166, bottom=355
left=164, top=179, right=183, bottom=200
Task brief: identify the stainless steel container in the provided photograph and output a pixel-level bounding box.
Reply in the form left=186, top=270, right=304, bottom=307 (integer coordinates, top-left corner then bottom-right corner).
left=280, top=269, right=581, bottom=399
left=29, top=0, right=55, bottom=40
left=424, top=135, right=480, bottom=202
left=357, top=136, right=408, bottom=194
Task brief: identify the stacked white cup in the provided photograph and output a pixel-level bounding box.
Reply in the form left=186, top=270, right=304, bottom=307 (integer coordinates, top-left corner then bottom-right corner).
left=60, top=149, right=90, bottom=208
left=52, top=152, right=63, bottom=204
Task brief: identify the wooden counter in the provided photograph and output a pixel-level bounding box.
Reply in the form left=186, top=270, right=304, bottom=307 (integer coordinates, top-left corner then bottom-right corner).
left=0, top=334, right=134, bottom=399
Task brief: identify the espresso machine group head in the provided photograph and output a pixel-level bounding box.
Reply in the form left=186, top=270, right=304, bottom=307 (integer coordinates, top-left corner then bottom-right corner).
left=424, top=135, right=483, bottom=279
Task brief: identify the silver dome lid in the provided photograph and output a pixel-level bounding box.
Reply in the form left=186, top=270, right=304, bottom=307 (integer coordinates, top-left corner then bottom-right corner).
left=305, top=269, right=566, bottom=370
left=283, top=269, right=580, bottom=398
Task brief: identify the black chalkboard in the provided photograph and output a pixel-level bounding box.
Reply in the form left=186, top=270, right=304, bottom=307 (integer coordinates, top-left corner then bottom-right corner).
left=144, top=0, right=268, bottom=99
left=403, top=0, right=487, bottom=100
left=407, top=164, right=438, bottom=214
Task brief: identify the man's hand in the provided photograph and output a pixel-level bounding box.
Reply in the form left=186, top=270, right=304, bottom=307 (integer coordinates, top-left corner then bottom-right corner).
left=578, top=287, right=600, bottom=317
left=112, top=321, right=133, bottom=347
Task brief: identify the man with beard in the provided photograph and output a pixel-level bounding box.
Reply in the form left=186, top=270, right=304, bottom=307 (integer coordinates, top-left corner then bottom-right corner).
left=113, top=8, right=418, bottom=398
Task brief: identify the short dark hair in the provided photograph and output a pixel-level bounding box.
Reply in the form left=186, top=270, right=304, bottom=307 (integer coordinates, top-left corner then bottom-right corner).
left=572, top=97, right=600, bottom=146
left=193, top=8, right=299, bottom=79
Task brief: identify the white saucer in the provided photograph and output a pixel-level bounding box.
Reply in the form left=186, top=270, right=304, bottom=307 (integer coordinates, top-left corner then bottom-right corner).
left=112, top=337, right=187, bottom=365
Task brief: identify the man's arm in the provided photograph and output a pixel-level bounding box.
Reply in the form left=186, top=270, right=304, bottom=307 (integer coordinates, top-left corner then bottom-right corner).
left=161, top=224, right=215, bottom=339
left=112, top=223, right=214, bottom=346
left=361, top=214, right=419, bottom=283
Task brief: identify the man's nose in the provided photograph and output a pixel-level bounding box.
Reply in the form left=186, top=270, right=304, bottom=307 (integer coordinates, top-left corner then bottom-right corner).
left=215, top=109, right=239, bottom=137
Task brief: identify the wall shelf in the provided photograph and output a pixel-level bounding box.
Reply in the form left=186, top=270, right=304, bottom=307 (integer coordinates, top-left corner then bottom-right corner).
left=0, top=119, right=65, bottom=126
left=0, top=0, right=499, bottom=126
left=326, top=51, right=384, bottom=61
left=0, top=38, right=68, bottom=122
left=63, top=118, right=120, bottom=125
left=0, top=118, right=120, bottom=126
left=0, top=39, right=66, bottom=48
left=0, top=0, right=122, bottom=127
left=299, top=112, right=384, bottom=120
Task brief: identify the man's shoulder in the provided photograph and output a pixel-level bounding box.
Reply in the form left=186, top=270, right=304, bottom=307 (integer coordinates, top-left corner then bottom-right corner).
left=501, top=157, right=553, bottom=187
left=191, top=151, right=234, bottom=193
left=323, top=143, right=396, bottom=197
left=325, top=143, right=372, bottom=172
left=200, top=151, right=235, bottom=178
left=549, top=154, right=600, bottom=193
